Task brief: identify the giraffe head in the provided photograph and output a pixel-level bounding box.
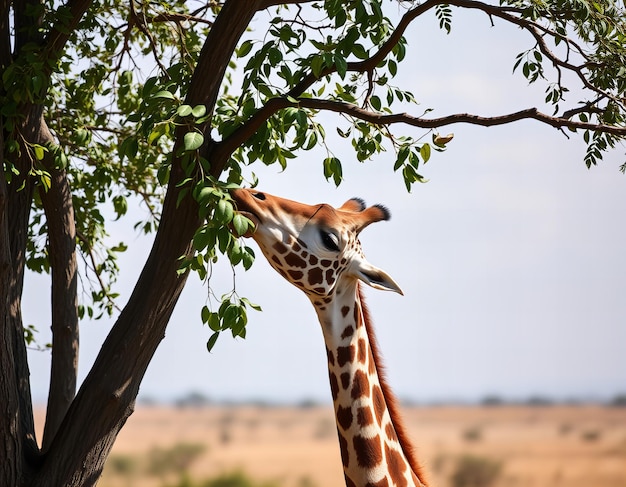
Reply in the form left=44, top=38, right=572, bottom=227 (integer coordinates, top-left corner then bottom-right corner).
left=231, top=188, right=402, bottom=298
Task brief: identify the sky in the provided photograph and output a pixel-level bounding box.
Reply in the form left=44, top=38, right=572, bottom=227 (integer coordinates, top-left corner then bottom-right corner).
left=24, top=6, right=626, bottom=405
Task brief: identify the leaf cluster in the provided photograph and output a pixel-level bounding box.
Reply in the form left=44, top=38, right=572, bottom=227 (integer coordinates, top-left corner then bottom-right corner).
left=213, top=1, right=449, bottom=192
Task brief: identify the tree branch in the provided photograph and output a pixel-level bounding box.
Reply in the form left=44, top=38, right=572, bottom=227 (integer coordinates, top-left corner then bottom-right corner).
left=216, top=94, right=626, bottom=164
left=287, top=0, right=440, bottom=98
left=42, top=0, right=93, bottom=64
left=296, top=97, right=626, bottom=135
left=39, top=159, right=79, bottom=453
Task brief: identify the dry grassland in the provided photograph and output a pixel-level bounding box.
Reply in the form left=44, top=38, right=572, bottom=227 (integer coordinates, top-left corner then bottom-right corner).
left=35, top=404, right=626, bottom=487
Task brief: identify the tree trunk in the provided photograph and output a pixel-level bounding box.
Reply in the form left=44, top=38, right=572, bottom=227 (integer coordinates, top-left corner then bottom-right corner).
left=0, top=1, right=266, bottom=485
left=0, top=126, right=21, bottom=487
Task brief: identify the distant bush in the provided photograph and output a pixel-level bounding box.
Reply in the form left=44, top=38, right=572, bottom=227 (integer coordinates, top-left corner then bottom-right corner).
left=107, top=453, right=139, bottom=476
left=175, top=392, right=212, bottom=408
left=450, top=455, right=502, bottom=487
left=147, top=442, right=206, bottom=477
left=164, top=470, right=281, bottom=487
left=296, top=398, right=320, bottom=409
left=609, top=394, right=626, bottom=407
left=462, top=426, right=483, bottom=442
left=581, top=429, right=602, bottom=442
left=525, top=396, right=553, bottom=407
left=480, top=395, right=504, bottom=406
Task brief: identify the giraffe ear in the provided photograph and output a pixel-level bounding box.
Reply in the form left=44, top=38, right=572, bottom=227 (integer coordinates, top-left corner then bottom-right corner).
left=356, top=260, right=404, bottom=295
left=339, top=198, right=366, bottom=212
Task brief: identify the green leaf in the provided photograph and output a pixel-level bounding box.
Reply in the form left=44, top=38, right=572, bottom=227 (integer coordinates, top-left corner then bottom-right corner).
left=241, top=297, right=262, bottom=312
left=388, top=59, right=397, bottom=77
left=177, top=104, right=193, bottom=117
left=215, top=199, right=234, bottom=225
left=311, top=55, right=324, bottom=78
left=238, top=40, right=253, bottom=58
left=208, top=312, right=221, bottom=331
left=201, top=305, right=211, bottom=323
left=242, top=246, right=255, bottom=270
left=183, top=131, right=204, bottom=151
left=33, top=144, right=46, bottom=161
left=232, top=213, right=250, bottom=236
left=420, top=143, right=431, bottom=163
left=152, top=90, right=175, bottom=100
left=206, top=332, right=220, bottom=352
left=334, top=54, right=348, bottom=78
left=192, top=105, right=207, bottom=118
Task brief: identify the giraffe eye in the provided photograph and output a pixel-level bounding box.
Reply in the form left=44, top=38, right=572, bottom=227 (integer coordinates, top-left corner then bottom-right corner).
left=320, top=230, right=340, bottom=252
left=252, top=192, right=266, bottom=200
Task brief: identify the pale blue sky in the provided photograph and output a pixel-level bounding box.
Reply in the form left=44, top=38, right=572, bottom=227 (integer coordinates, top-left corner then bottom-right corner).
left=25, top=6, right=625, bottom=404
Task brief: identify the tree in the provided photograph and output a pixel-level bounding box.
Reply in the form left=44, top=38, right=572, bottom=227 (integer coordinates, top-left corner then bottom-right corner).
left=1, top=0, right=625, bottom=485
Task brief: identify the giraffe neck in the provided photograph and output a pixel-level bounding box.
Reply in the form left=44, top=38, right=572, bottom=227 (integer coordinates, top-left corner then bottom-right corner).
left=312, top=284, right=427, bottom=487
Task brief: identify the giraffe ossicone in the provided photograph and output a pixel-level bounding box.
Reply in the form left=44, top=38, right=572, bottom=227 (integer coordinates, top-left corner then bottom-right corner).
left=231, top=188, right=428, bottom=487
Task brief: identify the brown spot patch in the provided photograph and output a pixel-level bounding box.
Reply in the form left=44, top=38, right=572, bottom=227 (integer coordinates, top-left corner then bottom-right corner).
left=341, top=326, right=354, bottom=339
left=373, top=385, right=385, bottom=426
left=336, top=345, right=355, bottom=367
left=325, top=269, right=335, bottom=285
left=338, top=430, right=350, bottom=468
left=321, top=259, right=332, bottom=267
left=368, top=348, right=376, bottom=375
left=358, top=338, right=367, bottom=363
left=357, top=406, right=374, bottom=426
left=309, top=255, right=318, bottom=265
left=336, top=405, right=353, bottom=430
left=308, top=267, right=323, bottom=285
left=351, top=370, right=370, bottom=399
left=340, top=372, right=350, bottom=389
left=285, top=252, right=307, bottom=268
left=288, top=270, right=303, bottom=280
left=341, top=306, right=350, bottom=317
left=272, top=242, right=288, bottom=254
left=353, top=434, right=382, bottom=468
left=385, top=443, right=408, bottom=487
left=326, top=348, right=335, bottom=366
left=329, top=372, right=339, bottom=401
left=354, top=307, right=362, bottom=328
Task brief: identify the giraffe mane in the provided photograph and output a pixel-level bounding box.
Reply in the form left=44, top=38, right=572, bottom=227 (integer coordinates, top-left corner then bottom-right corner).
left=358, top=284, right=429, bottom=486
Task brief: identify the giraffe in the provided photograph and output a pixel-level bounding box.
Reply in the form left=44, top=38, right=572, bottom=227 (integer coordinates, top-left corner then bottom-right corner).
left=231, top=188, right=428, bottom=487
